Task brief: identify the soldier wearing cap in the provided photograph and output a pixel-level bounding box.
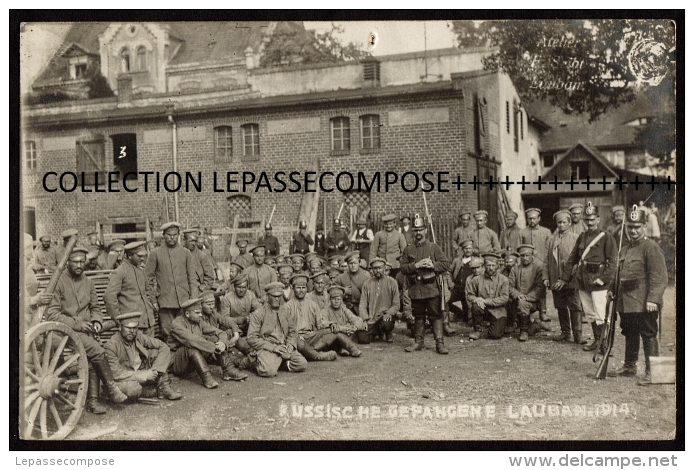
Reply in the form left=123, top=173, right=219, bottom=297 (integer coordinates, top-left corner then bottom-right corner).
left=471, top=210, right=501, bottom=254
left=544, top=210, right=585, bottom=344
left=258, top=223, right=280, bottom=257
left=326, top=218, right=350, bottom=258
left=231, top=239, right=254, bottom=269
left=245, top=244, right=279, bottom=301
left=290, top=253, right=308, bottom=276
left=453, top=212, right=475, bottom=251
left=307, top=271, right=330, bottom=309
left=568, top=203, right=588, bottom=235
left=291, top=220, right=314, bottom=255
left=501, top=250, right=519, bottom=277
left=53, top=228, right=79, bottom=261
left=326, top=266, right=342, bottom=285
left=104, top=312, right=182, bottom=402
left=227, top=261, right=246, bottom=285
left=401, top=214, right=451, bottom=354
left=606, top=205, right=627, bottom=241
left=520, top=208, right=552, bottom=322
left=220, top=272, right=262, bottom=337
left=500, top=211, right=523, bottom=252
left=399, top=215, right=415, bottom=247
left=170, top=297, right=248, bottom=388
left=611, top=205, right=668, bottom=384
left=350, top=217, right=374, bottom=263
left=105, top=239, right=126, bottom=270
left=183, top=230, right=216, bottom=292
left=449, top=239, right=475, bottom=323
left=200, top=289, right=243, bottom=350
left=306, top=254, right=324, bottom=287
left=145, top=222, right=200, bottom=347
left=31, top=235, right=58, bottom=273
left=286, top=274, right=339, bottom=361
left=317, top=285, right=364, bottom=357
left=556, top=202, right=618, bottom=352
left=466, top=253, right=510, bottom=340
left=314, top=223, right=327, bottom=257
left=370, top=213, right=407, bottom=279
left=104, top=241, right=157, bottom=336
left=336, top=251, right=371, bottom=314
left=239, top=282, right=308, bottom=377
left=46, top=246, right=128, bottom=413
left=84, top=250, right=101, bottom=272
left=357, top=257, right=399, bottom=343
left=507, top=245, right=546, bottom=341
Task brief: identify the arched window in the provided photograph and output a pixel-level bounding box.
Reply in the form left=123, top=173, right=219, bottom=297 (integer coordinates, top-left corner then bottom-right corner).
left=137, top=46, right=147, bottom=71
left=121, top=48, right=130, bottom=72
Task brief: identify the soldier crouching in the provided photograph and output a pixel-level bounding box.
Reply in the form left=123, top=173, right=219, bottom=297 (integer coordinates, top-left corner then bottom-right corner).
left=104, top=312, right=182, bottom=401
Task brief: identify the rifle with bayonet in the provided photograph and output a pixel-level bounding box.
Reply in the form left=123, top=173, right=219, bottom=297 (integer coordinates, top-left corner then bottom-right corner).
left=593, top=216, right=626, bottom=379
left=421, top=191, right=446, bottom=313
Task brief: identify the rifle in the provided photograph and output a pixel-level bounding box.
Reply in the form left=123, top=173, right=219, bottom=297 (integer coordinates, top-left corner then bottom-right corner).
left=267, top=205, right=276, bottom=226
left=593, top=217, right=626, bottom=379
left=30, top=234, right=79, bottom=327
left=422, top=191, right=447, bottom=313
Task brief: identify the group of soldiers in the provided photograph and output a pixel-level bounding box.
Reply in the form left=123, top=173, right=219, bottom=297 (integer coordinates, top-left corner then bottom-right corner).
left=24, top=200, right=668, bottom=416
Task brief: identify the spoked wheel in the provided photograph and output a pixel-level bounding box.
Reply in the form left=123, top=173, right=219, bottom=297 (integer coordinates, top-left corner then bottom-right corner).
left=21, top=322, right=88, bottom=440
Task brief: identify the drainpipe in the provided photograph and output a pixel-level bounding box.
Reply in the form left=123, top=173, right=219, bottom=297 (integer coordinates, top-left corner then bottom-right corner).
left=168, top=114, right=180, bottom=223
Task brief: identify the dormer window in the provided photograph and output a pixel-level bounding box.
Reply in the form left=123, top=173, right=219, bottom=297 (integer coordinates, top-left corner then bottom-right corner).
left=68, top=56, right=90, bottom=80
left=121, top=48, right=130, bottom=73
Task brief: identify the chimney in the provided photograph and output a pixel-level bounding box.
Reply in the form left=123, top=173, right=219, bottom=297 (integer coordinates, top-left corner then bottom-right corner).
left=361, top=55, right=381, bottom=88
left=117, top=76, right=133, bottom=103
left=245, top=47, right=255, bottom=70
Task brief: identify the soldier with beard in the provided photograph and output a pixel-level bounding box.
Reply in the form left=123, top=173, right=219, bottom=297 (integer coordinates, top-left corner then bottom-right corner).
left=357, top=257, right=399, bottom=343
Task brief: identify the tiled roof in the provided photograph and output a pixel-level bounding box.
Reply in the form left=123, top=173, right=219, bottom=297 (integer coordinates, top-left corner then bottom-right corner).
left=524, top=92, right=663, bottom=152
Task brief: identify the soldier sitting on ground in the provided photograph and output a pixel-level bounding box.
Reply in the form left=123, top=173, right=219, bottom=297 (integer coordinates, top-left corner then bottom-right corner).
left=171, top=298, right=248, bottom=389
left=317, top=285, right=364, bottom=357
left=104, top=312, right=182, bottom=402
left=508, top=245, right=547, bottom=342
left=357, top=257, right=399, bottom=343
left=466, top=253, right=510, bottom=340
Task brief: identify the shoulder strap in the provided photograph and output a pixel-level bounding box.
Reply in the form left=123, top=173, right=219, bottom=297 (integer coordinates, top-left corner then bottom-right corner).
left=580, top=232, right=605, bottom=263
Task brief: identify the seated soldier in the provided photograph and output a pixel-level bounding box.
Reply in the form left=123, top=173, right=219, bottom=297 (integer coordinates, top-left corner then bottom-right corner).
left=46, top=246, right=128, bottom=414
left=104, top=312, right=182, bottom=402
left=306, top=271, right=330, bottom=309
left=466, top=253, right=510, bottom=340
left=239, top=282, right=308, bottom=377
left=357, top=257, right=399, bottom=343
left=508, top=244, right=547, bottom=341
left=200, top=290, right=242, bottom=348
left=286, top=274, right=338, bottom=361
left=276, top=263, right=295, bottom=302
left=171, top=298, right=248, bottom=389
left=501, top=250, right=519, bottom=278
left=463, top=256, right=485, bottom=325
left=219, top=272, right=261, bottom=338
left=326, top=266, right=341, bottom=286
left=318, top=285, right=364, bottom=357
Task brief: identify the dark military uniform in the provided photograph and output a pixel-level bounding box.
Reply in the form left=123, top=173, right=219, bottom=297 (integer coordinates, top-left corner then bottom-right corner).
left=258, top=234, right=280, bottom=257
left=292, top=231, right=314, bottom=255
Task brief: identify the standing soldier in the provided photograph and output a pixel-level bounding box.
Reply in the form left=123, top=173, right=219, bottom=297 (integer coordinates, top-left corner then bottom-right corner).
left=104, top=241, right=157, bottom=337
left=471, top=210, right=501, bottom=254
left=291, top=221, right=314, bottom=255
left=568, top=203, right=587, bottom=235
left=508, top=245, right=546, bottom=342
left=350, top=217, right=374, bottom=264
left=612, top=205, right=668, bottom=384
left=466, top=253, right=509, bottom=340
left=232, top=239, right=254, bottom=269
left=555, top=202, right=618, bottom=352
left=499, top=211, right=523, bottom=252
left=520, top=208, right=552, bottom=322
left=105, top=239, right=126, bottom=270
left=501, top=250, right=519, bottom=277
left=314, top=223, right=327, bottom=257
left=401, top=214, right=451, bottom=354
left=326, top=218, right=350, bottom=258
left=544, top=210, right=585, bottom=344
left=46, top=246, right=128, bottom=414
left=183, top=231, right=216, bottom=292
left=336, top=251, right=371, bottom=315
left=399, top=215, right=415, bottom=246
left=32, top=235, right=58, bottom=273
left=145, top=222, right=200, bottom=348
left=258, top=223, right=280, bottom=257
left=370, top=213, right=407, bottom=278
left=606, top=205, right=627, bottom=241
left=245, top=245, right=279, bottom=301
left=453, top=212, right=474, bottom=251
left=449, top=239, right=475, bottom=323
left=357, top=257, right=399, bottom=343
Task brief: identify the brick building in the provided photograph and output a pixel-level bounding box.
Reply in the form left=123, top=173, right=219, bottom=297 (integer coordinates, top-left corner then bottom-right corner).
left=21, top=22, right=538, bottom=259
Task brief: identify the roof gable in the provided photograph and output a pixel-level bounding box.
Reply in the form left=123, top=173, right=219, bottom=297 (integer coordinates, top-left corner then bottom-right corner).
left=543, top=141, right=618, bottom=179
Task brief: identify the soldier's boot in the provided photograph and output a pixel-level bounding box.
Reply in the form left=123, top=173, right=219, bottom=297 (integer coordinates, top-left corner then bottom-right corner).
left=237, top=355, right=253, bottom=371
left=433, top=319, right=449, bottom=355
left=85, top=369, right=106, bottom=415
left=220, top=351, right=249, bottom=381
left=570, top=308, right=586, bottom=344
left=442, top=311, right=458, bottom=336
left=335, top=333, right=362, bottom=357
left=639, top=336, right=659, bottom=386
left=553, top=332, right=571, bottom=342
left=405, top=317, right=425, bottom=352
left=583, top=322, right=602, bottom=351
left=92, top=357, right=128, bottom=404
left=539, top=310, right=551, bottom=322
left=157, top=373, right=183, bottom=400
left=190, top=350, right=218, bottom=389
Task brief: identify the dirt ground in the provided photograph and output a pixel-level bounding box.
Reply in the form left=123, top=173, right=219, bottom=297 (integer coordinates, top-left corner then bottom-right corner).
left=69, top=285, right=677, bottom=442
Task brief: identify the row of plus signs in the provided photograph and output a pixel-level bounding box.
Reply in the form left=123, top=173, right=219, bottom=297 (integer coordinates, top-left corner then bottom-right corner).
left=448, top=174, right=679, bottom=191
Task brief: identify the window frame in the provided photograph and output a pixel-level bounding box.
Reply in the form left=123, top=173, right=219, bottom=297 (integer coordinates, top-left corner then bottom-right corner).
left=137, top=46, right=147, bottom=71
left=121, top=48, right=131, bottom=73
left=242, top=123, right=260, bottom=159
left=569, top=161, right=590, bottom=180
left=359, top=114, right=380, bottom=154
left=330, top=116, right=350, bottom=156
left=24, top=140, right=37, bottom=172
left=76, top=139, right=106, bottom=186
left=214, top=125, right=233, bottom=162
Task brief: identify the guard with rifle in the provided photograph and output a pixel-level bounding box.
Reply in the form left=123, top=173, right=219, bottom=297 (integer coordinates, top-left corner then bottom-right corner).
left=400, top=214, right=451, bottom=354
left=610, top=205, right=668, bottom=384
left=555, top=202, right=618, bottom=352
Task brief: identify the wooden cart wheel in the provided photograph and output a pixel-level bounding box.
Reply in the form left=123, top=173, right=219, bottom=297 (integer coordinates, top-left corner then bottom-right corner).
left=21, top=321, right=88, bottom=440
